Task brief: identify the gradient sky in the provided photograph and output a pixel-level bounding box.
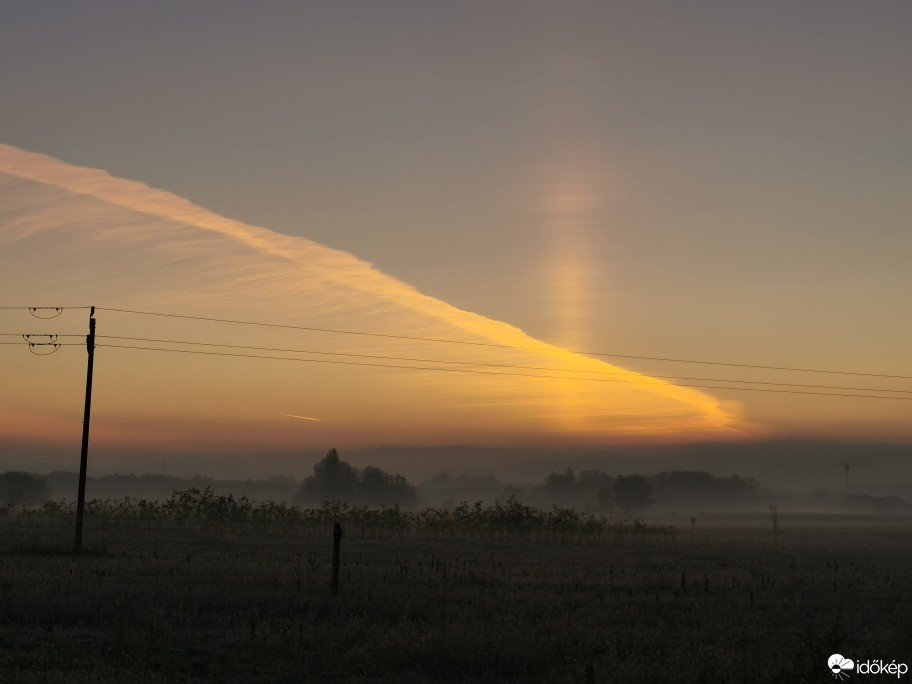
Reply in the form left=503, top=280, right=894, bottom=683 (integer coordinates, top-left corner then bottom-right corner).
left=1, top=1, right=910, bottom=475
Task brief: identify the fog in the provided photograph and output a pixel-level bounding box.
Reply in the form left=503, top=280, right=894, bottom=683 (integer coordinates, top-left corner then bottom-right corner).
left=4, top=439, right=910, bottom=518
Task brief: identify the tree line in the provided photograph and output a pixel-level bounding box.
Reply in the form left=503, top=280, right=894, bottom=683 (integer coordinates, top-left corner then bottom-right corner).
left=2, top=447, right=907, bottom=514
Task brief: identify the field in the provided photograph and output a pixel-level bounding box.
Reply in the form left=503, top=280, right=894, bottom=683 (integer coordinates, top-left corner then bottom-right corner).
left=0, top=497, right=909, bottom=683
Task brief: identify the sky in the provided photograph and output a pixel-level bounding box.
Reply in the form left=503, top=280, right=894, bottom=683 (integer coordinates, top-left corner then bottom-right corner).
left=1, top=2, right=910, bottom=476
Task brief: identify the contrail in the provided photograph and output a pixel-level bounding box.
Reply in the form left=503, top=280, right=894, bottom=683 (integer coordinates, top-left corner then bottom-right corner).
left=0, top=144, right=746, bottom=444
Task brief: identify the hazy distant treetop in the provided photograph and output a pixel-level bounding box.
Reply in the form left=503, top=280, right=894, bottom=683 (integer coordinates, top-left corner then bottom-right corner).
left=310, top=448, right=359, bottom=500
left=0, top=471, right=48, bottom=505
left=651, top=470, right=764, bottom=506
left=545, top=469, right=576, bottom=488
left=531, top=468, right=578, bottom=508
left=297, top=448, right=416, bottom=508
left=613, top=475, right=653, bottom=512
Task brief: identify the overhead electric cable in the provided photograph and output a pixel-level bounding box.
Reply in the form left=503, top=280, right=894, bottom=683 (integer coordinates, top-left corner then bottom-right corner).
left=97, top=335, right=912, bottom=395
left=95, top=343, right=912, bottom=401
left=95, top=307, right=912, bottom=380
left=0, top=341, right=82, bottom=346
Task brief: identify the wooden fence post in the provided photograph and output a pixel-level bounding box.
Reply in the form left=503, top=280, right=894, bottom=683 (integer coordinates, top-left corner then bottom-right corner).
left=331, top=522, right=342, bottom=595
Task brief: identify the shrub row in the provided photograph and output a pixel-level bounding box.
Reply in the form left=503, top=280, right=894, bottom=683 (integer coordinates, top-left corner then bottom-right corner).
left=2, top=486, right=675, bottom=542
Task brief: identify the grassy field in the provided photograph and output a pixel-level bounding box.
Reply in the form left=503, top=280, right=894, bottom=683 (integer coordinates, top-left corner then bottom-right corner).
left=0, top=505, right=909, bottom=683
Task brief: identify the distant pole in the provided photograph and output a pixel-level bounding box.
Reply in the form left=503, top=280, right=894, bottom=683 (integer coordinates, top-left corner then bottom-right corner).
left=331, top=522, right=343, bottom=595
left=74, top=306, right=96, bottom=555
left=844, top=464, right=850, bottom=498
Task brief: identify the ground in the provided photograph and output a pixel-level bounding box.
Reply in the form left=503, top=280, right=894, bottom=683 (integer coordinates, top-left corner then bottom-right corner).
left=0, top=511, right=909, bottom=683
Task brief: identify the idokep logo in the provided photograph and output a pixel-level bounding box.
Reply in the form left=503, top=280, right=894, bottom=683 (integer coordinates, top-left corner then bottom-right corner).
left=828, top=653, right=910, bottom=680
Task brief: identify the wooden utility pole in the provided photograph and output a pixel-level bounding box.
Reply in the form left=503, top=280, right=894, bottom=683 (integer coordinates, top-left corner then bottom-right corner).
left=74, top=306, right=96, bottom=555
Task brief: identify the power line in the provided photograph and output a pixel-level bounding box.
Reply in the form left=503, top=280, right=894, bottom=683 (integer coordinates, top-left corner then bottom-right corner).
left=95, top=306, right=912, bottom=380
left=0, top=341, right=82, bottom=346
left=97, top=335, right=912, bottom=395
left=8, top=305, right=910, bottom=382
left=95, top=343, right=912, bottom=401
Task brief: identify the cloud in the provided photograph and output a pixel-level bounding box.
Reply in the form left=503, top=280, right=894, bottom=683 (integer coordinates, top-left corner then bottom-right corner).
left=0, top=144, right=746, bottom=451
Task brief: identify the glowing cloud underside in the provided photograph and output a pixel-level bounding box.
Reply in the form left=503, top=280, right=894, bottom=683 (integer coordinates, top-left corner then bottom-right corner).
left=0, top=144, right=745, bottom=451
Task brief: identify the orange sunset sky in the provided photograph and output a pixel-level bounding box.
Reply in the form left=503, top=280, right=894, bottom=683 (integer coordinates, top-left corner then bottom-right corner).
left=1, top=3, right=910, bottom=476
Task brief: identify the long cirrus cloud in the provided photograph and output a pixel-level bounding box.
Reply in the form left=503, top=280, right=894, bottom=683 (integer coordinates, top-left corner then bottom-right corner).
left=0, top=144, right=745, bottom=454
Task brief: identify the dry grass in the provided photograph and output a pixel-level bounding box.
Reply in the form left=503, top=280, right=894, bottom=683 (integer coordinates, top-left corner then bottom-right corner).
left=0, top=509, right=909, bottom=682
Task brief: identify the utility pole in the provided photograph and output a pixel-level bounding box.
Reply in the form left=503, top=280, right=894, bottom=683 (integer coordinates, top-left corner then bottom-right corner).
left=74, top=306, right=96, bottom=555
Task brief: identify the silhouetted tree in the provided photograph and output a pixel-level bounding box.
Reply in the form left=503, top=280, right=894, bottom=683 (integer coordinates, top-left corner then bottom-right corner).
left=533, top=468, right=577, bottom=507
left=547, top=468, right=576, bottom=489
left=359, top=466, right=417, bottom=507
left=0, top=471, right=48, bottom=505
left=614, top=474, right=653, bottom=512
left=298, top=448, right=358, bottom=504
left=651, top=471, right=765, bottom=508
left=296, top=448, right=417, bottom=508
left=578, top=470, right=615, bottom=509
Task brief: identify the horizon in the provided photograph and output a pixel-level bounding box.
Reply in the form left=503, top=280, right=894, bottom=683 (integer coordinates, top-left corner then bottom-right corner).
left=4, top=438, right=910, bottom=493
